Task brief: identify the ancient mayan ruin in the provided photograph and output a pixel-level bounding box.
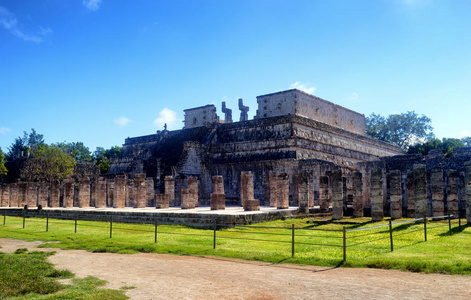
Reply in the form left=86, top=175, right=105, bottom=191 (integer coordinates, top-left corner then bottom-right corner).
left=1, top=89, right=471, bottom=223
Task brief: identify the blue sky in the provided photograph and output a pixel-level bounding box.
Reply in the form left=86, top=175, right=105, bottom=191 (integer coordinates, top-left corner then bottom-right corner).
left=1, top=0, right=470, bottom=153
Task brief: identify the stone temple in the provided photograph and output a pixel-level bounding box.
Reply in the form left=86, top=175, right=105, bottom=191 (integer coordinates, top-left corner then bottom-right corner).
left=2, top=88, right=471, bottom=223
left=108, top=89, right=402, bottom=205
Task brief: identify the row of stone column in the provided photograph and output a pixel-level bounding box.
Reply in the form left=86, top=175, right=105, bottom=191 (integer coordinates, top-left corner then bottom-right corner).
left=369, top=163, right=471, bottom=221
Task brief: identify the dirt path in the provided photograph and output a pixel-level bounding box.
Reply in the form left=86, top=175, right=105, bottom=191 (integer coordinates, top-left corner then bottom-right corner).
left=1, top=238, right=469, bottom=300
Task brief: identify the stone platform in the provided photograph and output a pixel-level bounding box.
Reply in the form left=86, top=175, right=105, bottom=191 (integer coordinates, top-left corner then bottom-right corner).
left=0, top=206, right=305, bottom=227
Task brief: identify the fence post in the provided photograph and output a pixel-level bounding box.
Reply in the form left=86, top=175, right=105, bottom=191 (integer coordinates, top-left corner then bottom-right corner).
left=424, top=216, right=427, bottom=242
left=46, top=212, right=49, bottom=232
left=342, top=226, right=347, bottom=262
left=154, top=218, right=158, bottom=243
left=448, top=214, right=452, bottom=234
left=23, top=211, right=26, bottom=229
left=291, top=224, right=295, bottom=258
left=110, top=215, right=113, bottom=239
left=74, top=214, right=77, bottom=233
left=213, top=218, right=216, bottom=249
left=389, top=219, right=394, bottom=252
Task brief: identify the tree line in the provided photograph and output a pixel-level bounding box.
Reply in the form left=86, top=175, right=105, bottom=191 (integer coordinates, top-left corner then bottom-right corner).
left=0, top=129, right=122, bottom=183
left=366, top=111, right=470, bottom=156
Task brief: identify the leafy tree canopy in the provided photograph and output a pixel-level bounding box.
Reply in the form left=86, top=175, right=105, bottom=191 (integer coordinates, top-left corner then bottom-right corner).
left=53, top=142, right=93, bottom=162
left=461, top=136, right=471, bottom=147
left=408, top=138, right=465, bottom=157
left=366, top=111, right=434, bottom=151
left=7, top=129, right=45, bottom=160
left=93, top=146, right=122, bottom=174
left=0, top=147, right=7, bottom=176
left=20, top=144, right=76, bottom=183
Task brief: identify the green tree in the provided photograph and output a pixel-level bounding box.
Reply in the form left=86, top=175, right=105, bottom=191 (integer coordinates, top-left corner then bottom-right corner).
left=21, top=145, right=76, bottom=183
left=366, top=111, right=434, bottom=151
left=408, top=137, right=465, bottom=157
left=7, top=128, right=45, bottom=160
left=93, top=146, right=122, bottom=174
left=461, top=136, right=471, bottom=147
left=0, top=147, right=7, bottom=176
left=54, top=142, right=93, bottom=162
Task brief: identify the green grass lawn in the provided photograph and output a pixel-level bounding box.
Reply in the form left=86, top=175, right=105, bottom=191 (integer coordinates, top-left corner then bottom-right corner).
left=1, top=215, right=470, bottom=276
left=0, top=248, right=128, bottom=299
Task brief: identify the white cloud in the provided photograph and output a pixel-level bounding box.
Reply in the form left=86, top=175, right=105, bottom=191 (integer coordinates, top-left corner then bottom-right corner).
left=348, top=92, right=359, bottom=101
left=0, top=127, right=12, bottom=134
left=289, top=82, right=316, bottom=95
left=154, top=108, right=178, bottom=129
left=0, top=6, right=42, bottom=43
left=39, top=26, right=53, bottom=36
left=114, top=117, right=130, bottom=127
left=83, top=0, right=103, bottom=11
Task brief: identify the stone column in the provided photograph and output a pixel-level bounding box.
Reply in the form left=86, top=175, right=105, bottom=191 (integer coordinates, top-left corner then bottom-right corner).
left=187, top=177, right=198, bottom=207
left=156, top=194, right=170, bottom=209
left=106, top=179, right=114, bottom=207
left=240, top=171, right=254, bottom=207
left=277, top=173, right=289, bottom=209
left=389, top=170, right=402, bottom=219
left=19, top=182, right=27, bottom=207
left=38, top=184, right=48, bottom=208
left=181, top=189, right=195, bottom=209
left=9, top=183, right=19, bottom=207
left=210, top=175, right=225, bottom=210
left=413, top=164, right=427, bottom=218
left=50, top=181, right=60, bottom=207
left=113, top=175, right=126, bottom=208
left=1, top=185, right=10, bottom=207
left=331, top=169, right=343, bottom=220
left=268, top=173, right=278, bottom=207
left=406, top=171, right=415, bottom=217
left=94, top=177, right=106, bottom=208
left=431, top=169, right=444, bottom=217
left=146, top=178, right=155, bottom=207
left=446, top=170, right=459, bottom=215
left=63, top=179, right=74, bottom=208
left=370, top=167, right=384, bottom=221
left=464, top=161, right=471, bottom=224
left=294, top=172, right=309, bottom=213
left=27, top=182, right=37, bottom=207
left=165, top=176, right=175, bottom=206
left=78, top=177, right=91, bottom=208
left=134, top=174, right=147, bottom=208
left=352, top=172, right=363, bottom=217
left=319, top=176, right=330, bottom=212
left=126, top=179, right=134, bottom=207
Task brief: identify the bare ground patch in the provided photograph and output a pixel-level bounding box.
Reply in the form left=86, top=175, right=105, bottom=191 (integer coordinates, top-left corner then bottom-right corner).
left=1, top=238, right=469, bottom=300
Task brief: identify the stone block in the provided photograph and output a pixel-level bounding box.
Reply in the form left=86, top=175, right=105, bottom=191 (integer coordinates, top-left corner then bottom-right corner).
left=188, top=177, right=198, bottom=207
left=212, top=175, right=224, bottom=194
left=210, top=193, right=226, bottom=210
left=244, top=199, right=260, bottom=211
left=319, top=176, right=330, bottom=212
left=181, top=189, right=195, bottom=209
left=156, top=193, right=169, bottom=209
left=465, top=161, right=471, bottom=224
